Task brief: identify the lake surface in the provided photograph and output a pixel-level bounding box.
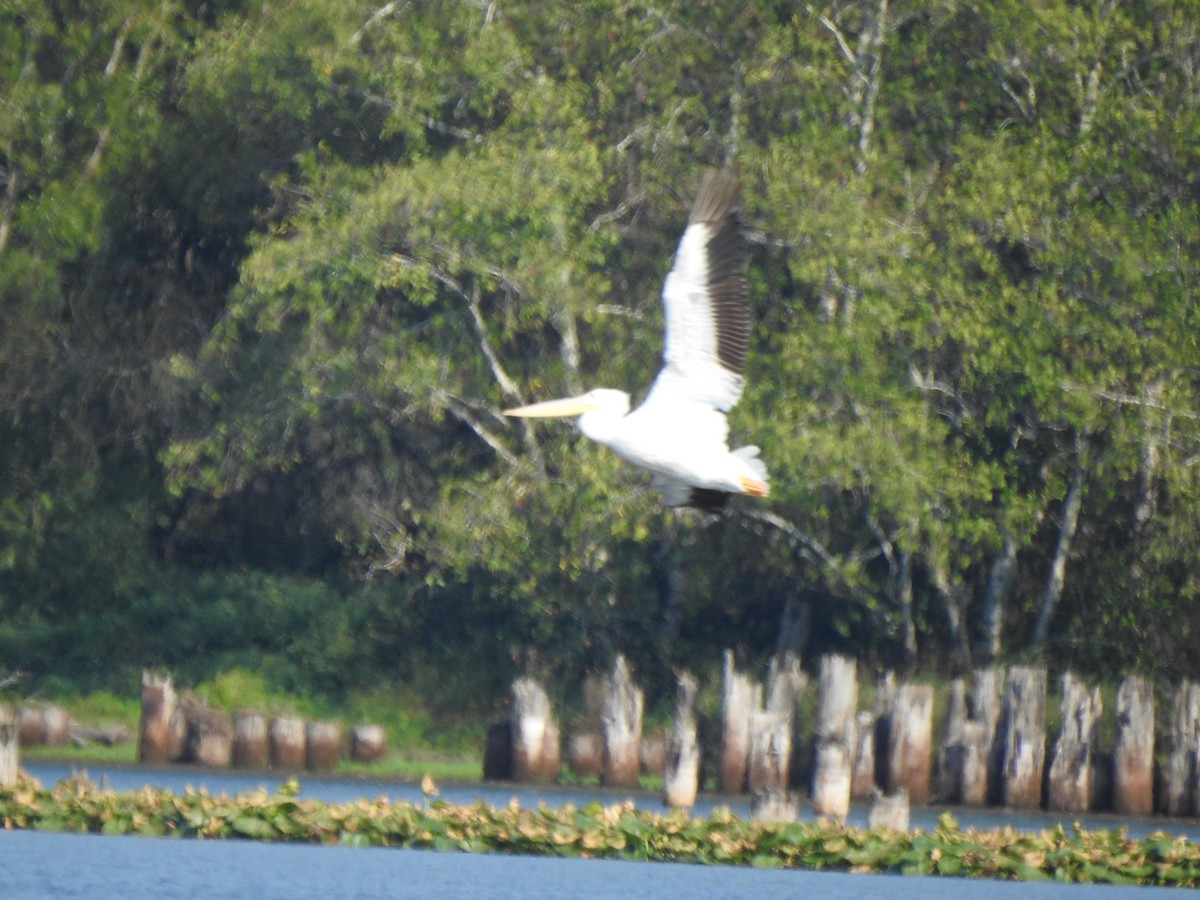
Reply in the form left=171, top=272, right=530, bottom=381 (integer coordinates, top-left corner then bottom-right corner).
left=7, top=763, right=1198, bottom=899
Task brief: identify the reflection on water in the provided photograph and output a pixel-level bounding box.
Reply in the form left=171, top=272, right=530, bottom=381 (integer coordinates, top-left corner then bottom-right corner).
left=21, top=761, right=1198, bottom=840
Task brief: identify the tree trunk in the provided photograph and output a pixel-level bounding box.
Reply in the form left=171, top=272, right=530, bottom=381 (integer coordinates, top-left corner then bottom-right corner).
left=269, top=716, right=307, bottom=769
left=511, top=677, right=560, bottom=783
left=1112, top=675, right=1154, bottom=816
left=719, top=650, right=762, bottom=793
left=1046, top=672, right=1102, bottom=813
left=975, top=533, right=1016, bottom=666
left=601, top=655, right=643, bottom=788
left=1163, top=680, right=1200, bottom=816
left=0, top=703, right=16, bottom=788
left=664, top=672, right=700, bottom=809
left=232, top=711, right=268, bottom=768
left=750, top=787, right=798, bottom=822
left=1000, top=666, right=1047, bottom=809
left=138, top=671, right=177, bottom=764
left=1032, top=435, right=1087, bottom=647
left=305, top=721, right=341, bottom=771
left=812, top=654, right=857, bottom=819
left=886, top=683, right=933, bottom=803
left=350, top=724, right=387, bottom=764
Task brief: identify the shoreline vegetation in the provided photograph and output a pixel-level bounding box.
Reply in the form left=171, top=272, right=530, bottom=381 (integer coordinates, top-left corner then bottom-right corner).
left=2, top=773, right=1198, bottom=887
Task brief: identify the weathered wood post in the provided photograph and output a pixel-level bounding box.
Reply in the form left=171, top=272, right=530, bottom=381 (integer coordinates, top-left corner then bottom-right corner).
left=868, top=787, right=910, bottom=831
left=601, top=655, right=643, bottom=788
left=43, top=705, right=70, bottom=747
left=1112, top=675, right=1155, bottom=816
left=937, top=678, right=968, bottom=801
left=719, top=651, right=762, bottom=794
left=1047, top=672, right=1102, bottom=813
left=482, top=720, right=513, bottom=780
left=269, top=716, right=307, bottom=769
left=233, top=711, right=269, bottom=768
left=305, top=721, right=341, bottom=771
left=957, top=721, right=990, bottom=806
left=0, top=703, right=17, bottom=788
left=511, top=677, right=560, bottom=783
left=182, top=700, right=233, bottom=767
left=850, top=710, right=877, bottom=799
left=1163, top=681, right=1200, bottom=816
left=664, top=672, right=700, bottom=809
left=972, top=667, right=1007, bottom=804
left=350, top=724, right=388, bottom=763
left=1000, top=666, right=1046, bottom=808
left=812, top=654, right=857, bottom=820
left=138, top=670, right=177, bottom=764
left=886, top=683, right=933, bottom=803
left=17, top=707, right=45, bottom=747
left=567, top=674, right=606, bottom=779
left=747, top=710, right=791, bottom=796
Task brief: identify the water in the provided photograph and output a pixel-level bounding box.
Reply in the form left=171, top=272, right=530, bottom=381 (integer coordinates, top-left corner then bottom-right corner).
left=7, top=763, right=1198, bottom=899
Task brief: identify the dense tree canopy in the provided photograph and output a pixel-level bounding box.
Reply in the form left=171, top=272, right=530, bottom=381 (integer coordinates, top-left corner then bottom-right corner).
left=2, top=0, right=1198, bottom=708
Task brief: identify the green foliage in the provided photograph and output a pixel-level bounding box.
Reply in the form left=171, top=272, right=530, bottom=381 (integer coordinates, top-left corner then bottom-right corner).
left=2, top=0, right=1200, bottom=714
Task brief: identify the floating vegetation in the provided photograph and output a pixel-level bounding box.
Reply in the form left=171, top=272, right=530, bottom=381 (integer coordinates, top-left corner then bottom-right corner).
left=1, top=773, right=1197, bottom=886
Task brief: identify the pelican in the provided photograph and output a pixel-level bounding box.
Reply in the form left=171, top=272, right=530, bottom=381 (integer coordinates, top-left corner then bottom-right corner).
left=505, top=168, right=769, bottom=511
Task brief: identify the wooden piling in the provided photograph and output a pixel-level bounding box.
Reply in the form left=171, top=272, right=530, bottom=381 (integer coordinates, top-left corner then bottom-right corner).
left=664, top=672, right=700, bottom=809
left=1163, top=681, right=1200, bottom=816
left=868, top=787, right=910, bottom=831
left=719, top=651, right=762, bottom=794
left=1000, top=666, right=1046, bottom=809
left=1047, top=672, right=1102, bottom=813
left=511, top=677, right=560, bottom=783
left=183, top=700, right=233, bottom=767
left=747, top=710, right=791, bottom=796
left=350, top=724, right=388, bottom=764
left=305, top=721, right=341, bottom=771
left=0, top=703, right=16, bottom=788
left=957, top=721, right=990, bottom=806
left=269, top=716, right=307, bottom=769
left=886, top=683, right=933, bottom=803
left=812, top=654, right=857, bottom=820
left=937, top=678, right=968, bottom=802
left=138, top=671, right=177, bottom=764
left=567, top=732, right=604, bottom=779
left=232, top=711, right=269, bottom=768
left=750, top=786, right=798, bottom=822
left=601, top=656, right=643, bottom=788
left=17, top=706, right=46, bottom=747
left=972, top=667, right=1007, bottom=804
left=1112, top=675, right=1154, bottom=816
left=850, top=710, right=877, bottom=799
left=482, top=720, right=513, bottom=780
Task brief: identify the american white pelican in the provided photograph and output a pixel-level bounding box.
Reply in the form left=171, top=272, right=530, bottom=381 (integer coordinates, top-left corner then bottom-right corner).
left=505, top=168, right=769, bottom=511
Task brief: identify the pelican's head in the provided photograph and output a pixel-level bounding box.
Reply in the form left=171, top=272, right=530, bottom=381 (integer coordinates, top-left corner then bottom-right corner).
left=504, top=388, right=630, bottom=420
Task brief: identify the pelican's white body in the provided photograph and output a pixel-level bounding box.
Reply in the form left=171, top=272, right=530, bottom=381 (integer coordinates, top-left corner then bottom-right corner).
left=505, top=169, right=769, bottom=507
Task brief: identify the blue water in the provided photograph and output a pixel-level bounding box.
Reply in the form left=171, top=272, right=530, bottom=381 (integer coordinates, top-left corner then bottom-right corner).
left=6, top=763, right=1197, bottom=899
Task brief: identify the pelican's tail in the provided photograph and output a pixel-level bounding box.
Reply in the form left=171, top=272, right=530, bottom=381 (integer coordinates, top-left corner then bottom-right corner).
left=733, top=446, right=769, bottom=497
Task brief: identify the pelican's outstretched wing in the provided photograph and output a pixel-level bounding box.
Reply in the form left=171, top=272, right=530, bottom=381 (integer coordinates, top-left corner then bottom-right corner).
left=645, top=168, right=749, bottom=413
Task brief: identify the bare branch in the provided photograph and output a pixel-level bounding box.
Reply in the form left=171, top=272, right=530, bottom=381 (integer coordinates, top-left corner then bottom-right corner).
left=349, top=2, right=399, bottom=45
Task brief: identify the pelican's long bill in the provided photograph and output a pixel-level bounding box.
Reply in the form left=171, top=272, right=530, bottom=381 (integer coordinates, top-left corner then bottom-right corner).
left=504, top=395, right=600, bottom=419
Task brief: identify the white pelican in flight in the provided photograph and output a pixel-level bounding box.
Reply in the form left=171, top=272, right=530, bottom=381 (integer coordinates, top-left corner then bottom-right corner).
left=505, top=168, right=769, bottom=511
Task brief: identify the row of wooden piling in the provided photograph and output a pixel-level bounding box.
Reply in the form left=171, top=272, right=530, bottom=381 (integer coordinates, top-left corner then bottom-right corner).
left=485, top=653, right=1200, bottom=823
left=138, top=672, right=387, bottom=770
